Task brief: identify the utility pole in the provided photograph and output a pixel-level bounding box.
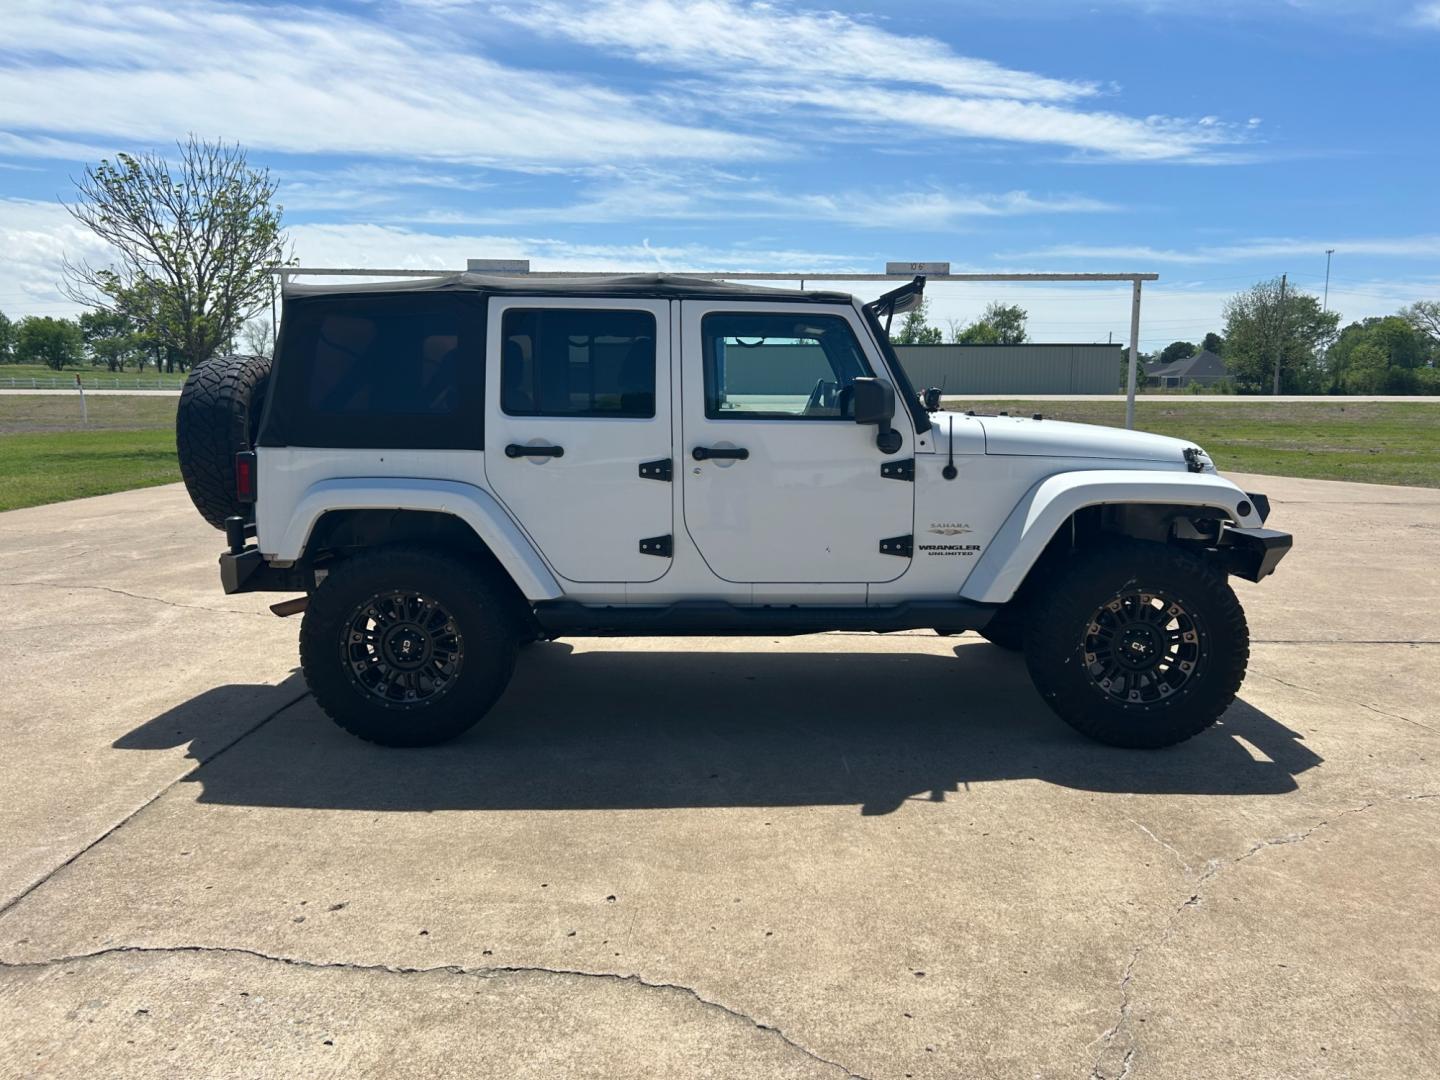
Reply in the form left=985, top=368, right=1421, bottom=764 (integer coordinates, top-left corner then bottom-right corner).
left=1125, top=279, right=1142, bottom=429
left=1272, top=273, right=1288, bottom=396
left=1322, top=249, right=1335, bottom=312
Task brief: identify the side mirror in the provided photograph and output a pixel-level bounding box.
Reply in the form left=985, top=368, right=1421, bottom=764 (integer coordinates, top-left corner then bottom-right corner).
left=851, top=377, right=902, bottom=454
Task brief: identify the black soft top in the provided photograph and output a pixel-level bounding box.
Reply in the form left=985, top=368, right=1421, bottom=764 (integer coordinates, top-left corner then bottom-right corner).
left=283, top=272, right=856, bottom=305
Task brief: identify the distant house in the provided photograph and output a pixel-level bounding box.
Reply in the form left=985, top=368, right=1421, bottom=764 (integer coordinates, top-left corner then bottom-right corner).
left=1145, top=349, right=1229, bottom=388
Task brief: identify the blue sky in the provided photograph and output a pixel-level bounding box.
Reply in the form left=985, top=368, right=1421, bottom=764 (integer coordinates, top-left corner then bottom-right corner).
left=2, top=0, right=1437, bottom=347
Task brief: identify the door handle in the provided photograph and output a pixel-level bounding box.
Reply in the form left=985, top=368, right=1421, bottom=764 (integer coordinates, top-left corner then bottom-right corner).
left=505, top=443, right=565, bottom=458
left=692, top=446, right=749, bottom=461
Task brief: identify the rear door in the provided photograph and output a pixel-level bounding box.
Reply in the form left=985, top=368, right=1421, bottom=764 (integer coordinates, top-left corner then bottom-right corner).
left=484, top=297, right=673, bottom=583
left=679, top=301, right=914, bottom=584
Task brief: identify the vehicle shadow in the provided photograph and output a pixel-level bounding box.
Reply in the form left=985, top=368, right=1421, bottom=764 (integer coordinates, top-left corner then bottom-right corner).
left=117, top=640, right=1322, bottom=816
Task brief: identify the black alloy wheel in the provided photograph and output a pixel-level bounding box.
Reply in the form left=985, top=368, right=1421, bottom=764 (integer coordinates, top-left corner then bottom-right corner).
left=1081, top=591, right=1201, bottom=706
left=342, top=590, right=465, bottom=708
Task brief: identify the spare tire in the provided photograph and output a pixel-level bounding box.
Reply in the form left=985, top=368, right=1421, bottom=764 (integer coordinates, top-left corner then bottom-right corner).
left=176, top=353, right=272, bottom=529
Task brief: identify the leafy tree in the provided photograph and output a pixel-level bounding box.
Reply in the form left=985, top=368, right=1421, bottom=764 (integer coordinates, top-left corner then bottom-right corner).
left=1401, top=300, right=1440, bottom=346
left=0, top=309, right=15, bottom=363
left=954, top=319, right=999, bottom=345
left=1221, top=278, right=1340, bottom=394
left=1326, top=316, right=1434, bottom=394
left=1202, top=331, right=1225, bottom=355
left=63, top=136, right=290, bottom=372
left=78, top=309, right=146, bottom=371
left=893, top=297, right=944, bottom=345
left=1158, top=340, right=1197, bottom=365
left=953, top=301, right=1027, bottom=345
left=16, top=316, right=85, bottom=370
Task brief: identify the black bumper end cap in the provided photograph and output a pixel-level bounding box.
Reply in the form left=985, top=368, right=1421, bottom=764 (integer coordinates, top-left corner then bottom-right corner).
left=219, top=547, right=263, bottom=594
left=1221, top=525, right=1292, bottom=582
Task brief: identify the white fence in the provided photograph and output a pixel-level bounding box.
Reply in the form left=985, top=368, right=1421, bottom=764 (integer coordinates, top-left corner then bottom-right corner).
left=2, top=375, right=185, bottom=390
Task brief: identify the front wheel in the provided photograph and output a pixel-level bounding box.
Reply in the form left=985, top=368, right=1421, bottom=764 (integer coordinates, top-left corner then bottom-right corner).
left=1024, top=541, right=1248, bottom=748
left=300, top=547, right=519, bottom=747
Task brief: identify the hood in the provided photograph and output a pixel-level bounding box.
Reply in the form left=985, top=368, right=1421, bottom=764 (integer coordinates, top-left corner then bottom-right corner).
left=977, top=415, right=1200, bottom=465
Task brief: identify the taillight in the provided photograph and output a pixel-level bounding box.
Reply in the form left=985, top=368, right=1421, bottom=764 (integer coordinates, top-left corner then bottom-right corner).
left=235, top=451, right=257, bottom=502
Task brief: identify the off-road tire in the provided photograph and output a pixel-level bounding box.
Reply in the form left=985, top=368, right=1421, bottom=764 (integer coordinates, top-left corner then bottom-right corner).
left=176, top=353, right=272, bottom=529
left=1024, top=541, right=1248, bottom=749
left=978, top=605, right=1026, bottom=651
left=300, top=547, right=520, bottom=747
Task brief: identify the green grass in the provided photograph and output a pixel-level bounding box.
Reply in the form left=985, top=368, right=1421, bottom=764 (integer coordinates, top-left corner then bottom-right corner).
left=0, top=363, right=187, bottom=389
left=0, top=395, right=181, bottom=511
left=0, top=429, right=179, bottom=511
left=2, top=395, right=1437, bottom=514
left=951, top=399, right=1440, bottom=488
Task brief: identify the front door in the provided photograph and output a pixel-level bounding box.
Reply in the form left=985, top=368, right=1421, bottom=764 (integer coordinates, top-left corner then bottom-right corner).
left=679, top=301, right=914, bottom=584
left=484, top=297, right=672, bottom=583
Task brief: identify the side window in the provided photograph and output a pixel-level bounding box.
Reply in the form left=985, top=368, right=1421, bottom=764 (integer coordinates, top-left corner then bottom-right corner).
left=259, top=292, right=485, bottom=451
left=701, top=312, right=872, bottom=420
left=306, top=308, right=461, bottom=416
left=501, top=308, right=656, bottom=418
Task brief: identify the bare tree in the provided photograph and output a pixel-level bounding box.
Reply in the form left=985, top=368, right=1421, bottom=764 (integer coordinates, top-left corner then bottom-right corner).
left=64, top=136, right=290, bottom=372
left=241, top=317, right=274, bottom=358
left=1402, top=300, right=1440, bottom=346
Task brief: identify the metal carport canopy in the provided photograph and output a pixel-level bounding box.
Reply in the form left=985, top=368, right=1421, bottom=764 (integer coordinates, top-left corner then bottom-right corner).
left=269, top=267, right=1161, bottom=429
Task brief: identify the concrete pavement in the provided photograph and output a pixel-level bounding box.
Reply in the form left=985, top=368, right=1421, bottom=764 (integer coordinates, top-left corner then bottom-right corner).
left=1, top=476, right=1437, bottom=1079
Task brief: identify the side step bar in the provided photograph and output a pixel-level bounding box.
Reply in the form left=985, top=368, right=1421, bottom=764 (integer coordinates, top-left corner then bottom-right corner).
left=533, top=599, right=999, bottom=637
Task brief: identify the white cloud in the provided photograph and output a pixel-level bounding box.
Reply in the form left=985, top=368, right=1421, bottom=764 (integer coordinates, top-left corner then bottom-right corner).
left=0, top=199, right=869, bottom=318
left=0, top=198, right=112, bottom=318
left=500, top=0, right=1095, bottom=102
left=496, top=0, right=1250, bottom=161
left=1410, top=1, right=1440, bottom=25
left=717, top=83, right=1242, bottom=161
left=0, top=0, right=767, bottom=169
left=1009, top=236, right=1440, bottom=264
left=388, top=178, right=1116, bottom=228
left=285, top=223, right=867, bottom=275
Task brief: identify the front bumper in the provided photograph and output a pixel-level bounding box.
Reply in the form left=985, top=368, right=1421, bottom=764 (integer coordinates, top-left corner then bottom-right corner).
left=1220, top=525, right=1292, bottom=582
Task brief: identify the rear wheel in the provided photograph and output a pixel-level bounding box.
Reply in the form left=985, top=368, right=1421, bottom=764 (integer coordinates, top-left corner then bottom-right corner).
left=1024, top=541, right=1248, bottom=748
left=300, top=547, right=519, bottom=747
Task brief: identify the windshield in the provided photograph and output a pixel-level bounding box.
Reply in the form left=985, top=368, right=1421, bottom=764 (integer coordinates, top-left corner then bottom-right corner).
left=859, top=303, right=931, bottom=433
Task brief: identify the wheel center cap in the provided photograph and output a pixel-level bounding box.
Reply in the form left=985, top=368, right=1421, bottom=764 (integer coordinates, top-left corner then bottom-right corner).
left=1115, top=625, right=1162, bottom=669
left=382, top=624, right=430, bottom=670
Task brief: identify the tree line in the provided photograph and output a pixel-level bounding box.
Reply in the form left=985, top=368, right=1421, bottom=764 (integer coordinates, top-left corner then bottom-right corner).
left=886, top=280, right=1440, bottom=395
left=0, top=307, right=272, bottom=372
left=1142, top=284, right=1438, bottom=394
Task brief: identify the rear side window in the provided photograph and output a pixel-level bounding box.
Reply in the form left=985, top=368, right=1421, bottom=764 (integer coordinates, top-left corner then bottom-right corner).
left=258, top=293, right=485, bottom=449
left=500, top=308, right=655, bottom=418
left=306, top=311, right=460, bottom=416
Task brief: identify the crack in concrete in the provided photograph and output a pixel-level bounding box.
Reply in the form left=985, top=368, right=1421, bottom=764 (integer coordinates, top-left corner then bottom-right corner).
left=1127, top=821, right=1191, bottom=875
left=0, top=689, right=311, bottom=919
left=1087, top=801, right=1377, bottom=1079
left=1249, top=668, right=1440, bottom=736
left=0, top=944, right=870, bottom=1079
left=0, top=580, right=273, bottom=618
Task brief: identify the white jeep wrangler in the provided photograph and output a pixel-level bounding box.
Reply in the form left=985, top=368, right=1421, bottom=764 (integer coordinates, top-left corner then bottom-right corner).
left=176, top=273, right=1290, bottom=749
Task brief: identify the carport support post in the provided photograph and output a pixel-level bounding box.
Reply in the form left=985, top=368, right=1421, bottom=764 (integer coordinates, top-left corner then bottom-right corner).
left=1125, top=278, right=1142, bottom=430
